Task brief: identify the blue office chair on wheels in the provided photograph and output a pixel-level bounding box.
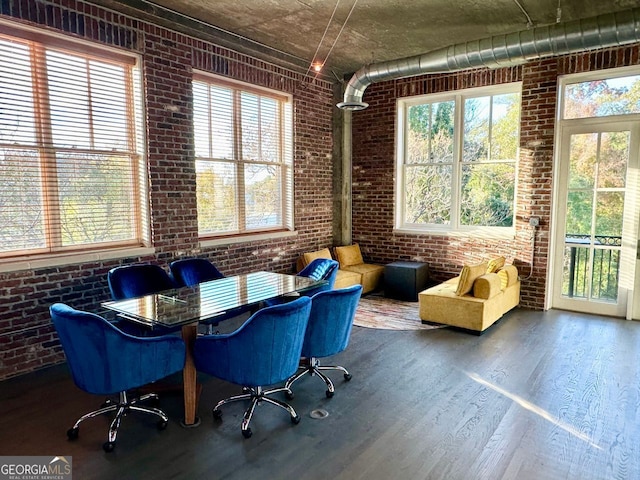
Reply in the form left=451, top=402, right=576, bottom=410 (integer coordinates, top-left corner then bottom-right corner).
left=170, top=257, right=252, bottom=333
left=297, top=258, right=339, bottom=296
left=107, top=263, right=180, bottom=335
left=50, top=303, right=186, bottom=452
left=265, top=258, right=339, bottom=306
left=107, top=263, right=176, bottom=300
left=193, top=296, right=311, bottom=438
left=169, top=257, right=225, bottom=287
left=285, top=284, right=362, bottom=399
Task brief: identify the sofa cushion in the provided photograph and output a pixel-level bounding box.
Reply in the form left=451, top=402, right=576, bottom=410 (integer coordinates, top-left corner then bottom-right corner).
left=334, top=269, right=361, bottom=289
left=486, top=256, right=506, bottom=273
left=342, top=263, right=384, bottom=294
left=334, top=244, right=364, bottom=268
left=455, top=262, right=488, bottom=296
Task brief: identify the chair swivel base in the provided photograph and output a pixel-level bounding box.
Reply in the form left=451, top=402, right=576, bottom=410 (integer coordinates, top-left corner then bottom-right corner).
left=285, top=357, right=352, bottom=399
left=213, top=386, right=301, bottom=438
left=66, top=390, right=169, bottom=452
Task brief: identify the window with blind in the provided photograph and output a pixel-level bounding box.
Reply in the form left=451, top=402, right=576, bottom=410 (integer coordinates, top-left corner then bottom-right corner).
left=193, top=73, right=293, bottom=238
left=0, top=27, right=146, bottom=259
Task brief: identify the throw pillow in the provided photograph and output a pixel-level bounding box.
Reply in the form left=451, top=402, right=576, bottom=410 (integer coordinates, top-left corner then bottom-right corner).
left=486, top=256, right=506, bottom=274
left=455, top=262, right=488, bottom=296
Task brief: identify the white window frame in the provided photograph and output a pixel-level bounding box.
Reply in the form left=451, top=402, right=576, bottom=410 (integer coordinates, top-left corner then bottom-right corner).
left=395, top=83, right=521, bottom=237
left=192, top=72, right=294, bottom=245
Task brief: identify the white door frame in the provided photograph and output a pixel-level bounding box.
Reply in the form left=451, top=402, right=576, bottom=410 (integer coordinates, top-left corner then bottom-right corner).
left=550, top=120, right=640, bottom=317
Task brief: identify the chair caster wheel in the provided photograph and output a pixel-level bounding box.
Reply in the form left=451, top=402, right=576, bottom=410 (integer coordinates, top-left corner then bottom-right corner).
left=67, top=427, right=79, bottom=440
left=213, top=409, right=223, bottom=419
left=326, top=390, right=335, bottom=398
left=291, top=415, right=301, bottom=425
left=285, top=390, right=294, bottom=400
left=242, top=428, right=253, bottom=438
left=344, top=373, right=352, bottom=381
left=157, top=420, right=168, bottom=430
left=102, top=441, right=115, bottom=452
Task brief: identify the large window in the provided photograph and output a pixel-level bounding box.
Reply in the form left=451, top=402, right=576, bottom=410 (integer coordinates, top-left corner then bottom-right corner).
left=396, top=84, right=521, bottom=233
left=0, top=26, right=146, bottom=259
left=193, top=73, right=293, bottom=238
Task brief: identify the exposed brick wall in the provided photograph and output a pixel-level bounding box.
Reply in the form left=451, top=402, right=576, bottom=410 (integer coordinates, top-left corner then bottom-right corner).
left=351, top=45, right=640, bottom=311
left=0, top=0, right=334, bottom=379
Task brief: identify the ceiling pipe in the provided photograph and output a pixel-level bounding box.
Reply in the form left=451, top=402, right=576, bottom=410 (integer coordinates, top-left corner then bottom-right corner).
left=337, top=7, right=640, bottom=110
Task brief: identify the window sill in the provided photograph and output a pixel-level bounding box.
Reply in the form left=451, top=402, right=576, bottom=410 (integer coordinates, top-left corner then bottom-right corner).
left=0, top=246, right=156, bottom=273
left=393, top=227, right=517, bottom=240
left=200, top=230, right=298, bottom=248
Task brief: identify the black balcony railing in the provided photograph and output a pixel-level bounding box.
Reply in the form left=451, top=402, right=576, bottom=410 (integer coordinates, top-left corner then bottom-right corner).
left=564, top=234, right=622, bottom=301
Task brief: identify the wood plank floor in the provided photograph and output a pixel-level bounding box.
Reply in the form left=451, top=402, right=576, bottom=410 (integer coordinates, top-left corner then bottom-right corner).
left=2, top=308, right=640, bottom=479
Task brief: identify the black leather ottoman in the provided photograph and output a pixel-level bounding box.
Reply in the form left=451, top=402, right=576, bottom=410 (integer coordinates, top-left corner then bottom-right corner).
left=384, top=261, right=431, bottom=301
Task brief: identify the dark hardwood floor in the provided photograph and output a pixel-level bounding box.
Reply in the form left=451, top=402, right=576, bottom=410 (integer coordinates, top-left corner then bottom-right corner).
left=2, top=308, right=640, bottom=479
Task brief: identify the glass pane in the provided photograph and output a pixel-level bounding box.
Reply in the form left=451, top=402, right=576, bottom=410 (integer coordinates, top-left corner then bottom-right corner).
left=196, top=160, right=237, bottom=233
left=56, top=152, right=136, bottom=246
left=244, top=164, right=281, bottom=229
left=463, top=96, right=490, bottom=163
left=568, top=133, right=596, bottom=189
left=260, top=97, right=280, bottom=162
left=598, top=131, right=628, bottom=189
left=407, top=101, right=454, bottom=164
left=460, top=163, right=515, bottom=226
left=47, top=52, right=92, bottom=149
left=211, top=86, right=234, bottom=160
left=566, top=191, right=593, bottom=237
left=0, top=38, right=37, bottom=145
left=490, top=93, right=520, bottom=161
left=89, top=61, right=129, bottom=150
left=193, top=82, right=211, bottom=158
left=241, top=92, right=259, bottom=161
left=0, top=148, right=45, bottom=251
left=407, top=104, right=430, bottom=163
left=562, top=245, right=589, bottom=298
left=590, top=248, right=619, bottom=302
left=595, top=191, right=624, bottom=238
left=404, top=165, right=451, bottom=224
left=564, top=75, right=640, bottom=119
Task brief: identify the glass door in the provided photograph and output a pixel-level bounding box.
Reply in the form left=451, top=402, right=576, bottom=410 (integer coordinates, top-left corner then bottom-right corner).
left=551, top=122, right=639, bottom=317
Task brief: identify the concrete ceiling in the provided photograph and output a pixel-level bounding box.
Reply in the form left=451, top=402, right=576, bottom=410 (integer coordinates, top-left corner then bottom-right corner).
left=94, top=0, right=639, bottom=78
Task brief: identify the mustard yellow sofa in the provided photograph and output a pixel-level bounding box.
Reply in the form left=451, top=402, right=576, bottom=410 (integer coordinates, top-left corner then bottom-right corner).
left=418, top=258, right=520, bottom=334
left=297, top=244, right=384, bottom=293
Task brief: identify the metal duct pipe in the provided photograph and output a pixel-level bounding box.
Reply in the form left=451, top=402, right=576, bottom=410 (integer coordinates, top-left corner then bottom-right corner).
left=337, top=8, right=640, bottom=110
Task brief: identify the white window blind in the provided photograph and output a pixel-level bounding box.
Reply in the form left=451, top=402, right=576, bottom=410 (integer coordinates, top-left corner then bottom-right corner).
left=0, top=29, right=145, bottom=257
left=193, top=74, right=293, bottom=237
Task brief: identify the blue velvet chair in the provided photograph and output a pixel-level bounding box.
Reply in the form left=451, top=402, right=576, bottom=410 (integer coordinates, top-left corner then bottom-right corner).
left=49, top=303, right=186, bottom=452
left=265, top=258, right=339, bottom=307
left=193, top=296, right=311, bottom=438
left=169, top=257, right=225, bottom=287
left=107, top=263, right=175, bottom=300
left=285, top=284, right=362, bottom=399
left=107, top=263, right=180, bottom=335
left=297, top=258, right=339, bottom=296
left=170, top=257, right=251, bottom=333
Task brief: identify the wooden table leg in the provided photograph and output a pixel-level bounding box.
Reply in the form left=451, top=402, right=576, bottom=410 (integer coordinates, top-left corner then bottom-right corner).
left=181, top=323, right=200, bottom=427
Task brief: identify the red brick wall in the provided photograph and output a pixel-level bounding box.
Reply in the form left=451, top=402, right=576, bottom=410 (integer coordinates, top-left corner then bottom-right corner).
left=0, top=0, right=334, bottom=379
left=351, top=45, right=640, bottom=310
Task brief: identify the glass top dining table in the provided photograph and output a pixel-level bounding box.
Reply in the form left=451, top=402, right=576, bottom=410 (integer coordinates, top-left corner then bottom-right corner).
left=100, top=271, right=325, bottom=428
left=101, top=271, right=324, bottom=328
